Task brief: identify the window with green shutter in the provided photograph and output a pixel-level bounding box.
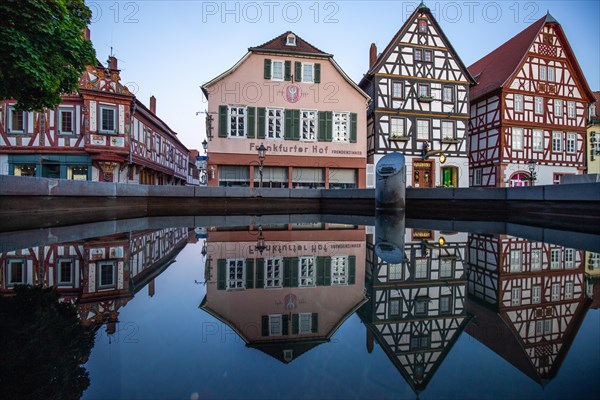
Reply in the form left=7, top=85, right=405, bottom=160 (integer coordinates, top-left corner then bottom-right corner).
left=218, top=105, right=228, bottom=137
left=256, top=258, right=265, bottom=288
left=292, top=314, right=299, bottom=334
left=318, top=111, right=332, bottom=142
left=247, top=107, right=256, bottom=138
left=257, top=108, right=266, bottom=139
left=246, top=258, right=254, bottom=289
left=350, top=113, right=357, bottom=143
left=284, top=109, right=301, bottom=141
left=314, top=63, right=321, bottom=83
left=295, top=62, right=302, bottom=82
left=285, top=61, right=291, bottom=81
left=264, top=59, right=271, bottom=80
left=217, top=259, right=226, bottom=290
left=311, top=313, right=318, bottom=333
left=348, top=255, right=356, bottom=285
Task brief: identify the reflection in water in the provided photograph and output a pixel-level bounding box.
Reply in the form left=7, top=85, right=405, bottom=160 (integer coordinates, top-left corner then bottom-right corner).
left=200, top=224, right=367, bottom=363
left=0, top=217, right=599, bottom=398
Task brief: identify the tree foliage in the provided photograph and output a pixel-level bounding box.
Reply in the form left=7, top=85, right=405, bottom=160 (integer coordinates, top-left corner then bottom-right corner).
left=0, top=285, right=96, bottom=400
left=0, top=0, right=97, bottom=111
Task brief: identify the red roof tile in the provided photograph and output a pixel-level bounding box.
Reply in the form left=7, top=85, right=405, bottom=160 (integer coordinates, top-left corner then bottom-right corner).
left=468, top=15, right=546, bottom=101
left=249, top=31, right=331, bottom=57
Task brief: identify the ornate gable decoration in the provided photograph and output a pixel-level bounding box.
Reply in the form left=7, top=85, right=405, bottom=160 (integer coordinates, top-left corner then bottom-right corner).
left=78, top=64, right=132, bottom=96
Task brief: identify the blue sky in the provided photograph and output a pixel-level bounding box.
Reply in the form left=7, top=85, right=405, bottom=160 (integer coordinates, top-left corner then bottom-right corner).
left=87, top=1, right=600, bottom=151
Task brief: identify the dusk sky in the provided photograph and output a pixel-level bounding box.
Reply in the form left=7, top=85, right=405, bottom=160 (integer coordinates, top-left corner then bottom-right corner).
left=87, top=1, right=600, bottom=151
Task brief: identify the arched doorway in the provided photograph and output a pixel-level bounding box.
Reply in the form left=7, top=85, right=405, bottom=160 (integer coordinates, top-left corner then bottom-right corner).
left=509, top=171, right=532, bottom=187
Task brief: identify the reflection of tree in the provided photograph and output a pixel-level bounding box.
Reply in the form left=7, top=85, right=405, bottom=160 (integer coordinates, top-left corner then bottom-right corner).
left=0, top=285, right=95, bottom=400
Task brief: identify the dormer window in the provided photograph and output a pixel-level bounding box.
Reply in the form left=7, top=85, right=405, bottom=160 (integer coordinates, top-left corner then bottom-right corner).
left=286, top=34, right=296, bottom=46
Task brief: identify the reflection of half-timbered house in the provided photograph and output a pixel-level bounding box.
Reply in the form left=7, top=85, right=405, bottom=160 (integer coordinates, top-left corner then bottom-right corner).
left=358, top=229, right=469, bottom=393
left=200, top=225, right=367, bottom=363
left=466, top=234, right=590, bottom=384
left=0, top=227, right=190, bottom=333
left=359, top=3, right=475, bottom=188
left=468, top=14, right=595, bottom=187
left=0, top=28, right=190, bottom=185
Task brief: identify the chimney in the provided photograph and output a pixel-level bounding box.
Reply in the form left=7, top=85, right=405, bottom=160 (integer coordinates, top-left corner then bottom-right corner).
left=150, top=96, right=156, bottom=114
left=83, top=27, right=91, bottom=41
left=108, top=56, right=118, bottom=70
left=369, top=43, right=377, bottom=68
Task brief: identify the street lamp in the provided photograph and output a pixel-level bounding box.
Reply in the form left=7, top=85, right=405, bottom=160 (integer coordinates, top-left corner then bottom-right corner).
left=257, top=143, right=266, bottom=188
left=527, top=159, right=537, bottom=186
left=255, top=225, right=267, bottom=255
left=202, top=139, right=208, bottom=154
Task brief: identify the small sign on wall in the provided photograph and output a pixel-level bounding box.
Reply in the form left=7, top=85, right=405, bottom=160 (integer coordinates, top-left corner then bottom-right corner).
left=91, top=135, right=106, bottom=146
left=90, top=248, right=105, bottom=260
left=110, top=137, right=125, bottom=147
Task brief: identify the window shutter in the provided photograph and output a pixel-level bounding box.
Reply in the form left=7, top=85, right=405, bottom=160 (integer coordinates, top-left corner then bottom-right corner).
left=290, top=257, right=299, bottom=287
left=246, top=258, right=254, bottom=289
left=284, top=110, right=294, bottom=140
left=314, top=63, right=321, bottom=83
left=284, top=61, right=291, bottom=81
left=261, top=315, right=269, bottom=336
left=256, top=259, right=264, bottom=288
left=218, top=105, right=228, bottom=137
left=348, top=256, right=356, bottom=284
left=295, top=62, right=302, bottom=82
left=316, top=256, right=327, bottom=286
left=247, top=107, right=256, bottom=138
left=282, top=314, right=289, bottom=335
left=325, top=112, right=333, bottom=141
left=292, top=110, right=300, bottom=141
left=217, top=259, right=226, bottom=290
left=324, top=257, right=332, bottom=286
left=350, top=113, right=357, bottom=143
left=318, top=112, right=327, bottom=142
left=283, top=257, right=292, bottom=287
left=311, top=313, right=318, bottom=333
left=257, top=108, right=265, bottom=139
left=264, top=59, right=271, bottom=79
left=292, top=314, right=299, bottom=334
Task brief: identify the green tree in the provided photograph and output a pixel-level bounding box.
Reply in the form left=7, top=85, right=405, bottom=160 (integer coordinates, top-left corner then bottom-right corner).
left=0, top=0, right=96, bottom=111
left=0, top=285, right=96, bottom=400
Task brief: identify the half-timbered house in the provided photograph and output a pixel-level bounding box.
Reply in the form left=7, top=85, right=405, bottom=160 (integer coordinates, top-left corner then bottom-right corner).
left=466, top=233, right=590, bottom=383
left=201, top=32, right=370, bottom=189
left=200, top=224, right=367, bottom=363
left=468, top=13, right=595, bottom=187
left=359, top=3, right=475, bottom=188
left=358, top=229, right=470, bottom=393
left=0, top=29, right=190, bottom=185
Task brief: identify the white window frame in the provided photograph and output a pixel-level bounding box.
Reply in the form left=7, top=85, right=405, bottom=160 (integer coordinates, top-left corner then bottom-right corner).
left=299, top=256, right=316, bottom=287
left=415, top=258, right=428, bottom=279
left=302, top=63, right=314, bottom=83
left=474, top=169, right=482, bottom=186
left=564, top=248, right=575, bottom=269
left=299, top=313, right=312, bottom=333
left=567, top=101, right=576, bottom=118
left=265, top=257, right=283, bottom=288
left=532, top=285, right=541, bottom=304
left=331, top=256, right=348, bottom=285
left=57, top=258, right=75, bottom=286
left=442, top=86, right=453, bottom=103
left=392, top=81, right=403, bottom=99
left=300, top=110, right=317, bottom=141
left=58, top=107, right=75, bottom=135
left=551, top=283, right=560, bottom=301
left=535, top=97, right=544, bottom=115
left=389, top=298, right=401, bottom=316
left=228, top=106, right=247, bottom=138
left=97, top=260, right=116, bottom=289
left=531, top=249, right=542, bottom=271
left=416, top=119, right=430, bottom=140
left=418, top=83, right=430, bottom=98
left=512, top=128, right=523, bottom=150
left=286, top=34, right=296, bottom=46
left=550, top=249, right=561, bottom=269
left=539, top=65, right=547, bottom=81
left=532, top=130, right=543, bottom=152
left=269, top=314, right=282, bottom=336
left=388, top=263, right=403, bottom=280
left=271, top=60, right=284, bottom=81
left=552, top=132, right=563, bottom=152
left=7, top=106, right=26, bottom=134
left=390, top=117, right=406, bottom=139
left=510, top=250, right=522, bottom=272
left=554, top=99, right=563, bottom=117
left=547, top=66, right=555, bottom=82
left=227, top=258, right=246, bottom=290
left=566, top=133, right=577, bottom=154
left=514, top=94, right=524, bottom=113
left=441, top=120, right=455, bottom=139
left=6, top=259, right=26, bottom=286
left=440, top=295, right=452, bottom=313
left=511, top=287, right=521, bottom=306
left=99, top=105, right=118, bottom=134
left=332, top=112, right=350, bottom=142
left=266, top=107, right=284, bottom=140
left=565, top=282, right=574, bottom=300
left=439, top=258, right=454, bottom=278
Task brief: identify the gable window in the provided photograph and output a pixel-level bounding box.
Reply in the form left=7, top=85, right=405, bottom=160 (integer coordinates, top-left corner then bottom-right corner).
left=7, top=106, right=26, bottom=134
left=331, top=256, right=348, bottom=285
left=417, top=19, right=427, bottom=33
left=441, top=121, right=455, bottom=139
left=442, top=86, right=453, bottom=103
left=532, top=286, right=541, bottom=304
left=514, top=94, right=523, bottom=113
left=418, top=83, right=430, bottom=98
left=299, top=257, right=316, bottom=287
left=565, top=282, right=574, bottom=300
left=550, top=248, right=561, bottom=269
left=510, top=250, right=522, bottom=272
left=390, top=117, right=406, bottom=139
left=566, top=133, right=577, bottom=154
left=301, top=110, right=317, bottom=141
left=265, top=258, right=283, bottom=288
left=535, top=97, right=544, bottom=114
left=512, top=128, right=523, bottom=150
left=567, top=101, right=576, bottom=118
left=6, top=259, right=26, bottom=286
left=286, top=34, right=296, bottom=46
left=271, top=60, right=284, bottom=80
left=554, top=99, right=563, bottom=117
left=533, top=130, right=543, bottom=151
left=552, top=131, right=563, bottom=152
left=302, top=63, right=314, bottom=83
left=531, top=249, right=542, bottom=270
left=564, top=248, right=575, bottom=269
left=97, top=261, right=116, bottom=289
left=423, top=50, right=432, bottom=62
left=227, top=258, right=246, bottom=289
left=416, top=119, right=430, bottom=140
left=266, top=108, right=284, bottom=139
left=547, top=66, right=555, bottom=82
left=332, top=112, right=349, bottom=142
left=392, top=82, right=403, bottom=99
left=99, top=105, right=117, bottom=134
left=539, top=65, right=547, bottom=81
left=551, top=283, right=560, bottom=301
left=511, top=287, right=521, bottom=306
left=414, top=49, right=422, bottom=61
left=58, top=107, right=74, bottom=134
left=57, top=259, right=74, bottom=286
left=228, top=106, right=246, bottom=137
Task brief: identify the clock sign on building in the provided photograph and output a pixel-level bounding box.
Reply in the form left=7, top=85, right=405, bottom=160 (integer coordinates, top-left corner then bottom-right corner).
left=201, top=31, right=370, bottom=189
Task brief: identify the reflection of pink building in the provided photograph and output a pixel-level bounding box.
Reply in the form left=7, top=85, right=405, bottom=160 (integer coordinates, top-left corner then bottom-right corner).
left=201, top=226, right=367, bottom=363
left=201, top=32, right=370, bottom=189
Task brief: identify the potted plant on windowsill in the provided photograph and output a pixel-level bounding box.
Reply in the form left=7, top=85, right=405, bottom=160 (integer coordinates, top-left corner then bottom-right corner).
left=441, top=136, right=460, bottom=144
left=418, top=95, right=434, bottom=102
left=390, top=134, right=410, bottom=141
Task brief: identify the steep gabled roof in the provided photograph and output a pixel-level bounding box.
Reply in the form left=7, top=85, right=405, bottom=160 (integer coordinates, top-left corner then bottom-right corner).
left=468, top=13, right=595, bottom=102
left=360, top=5, right=476, bottom=87
left=248, top=31, right=332, bottom=57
